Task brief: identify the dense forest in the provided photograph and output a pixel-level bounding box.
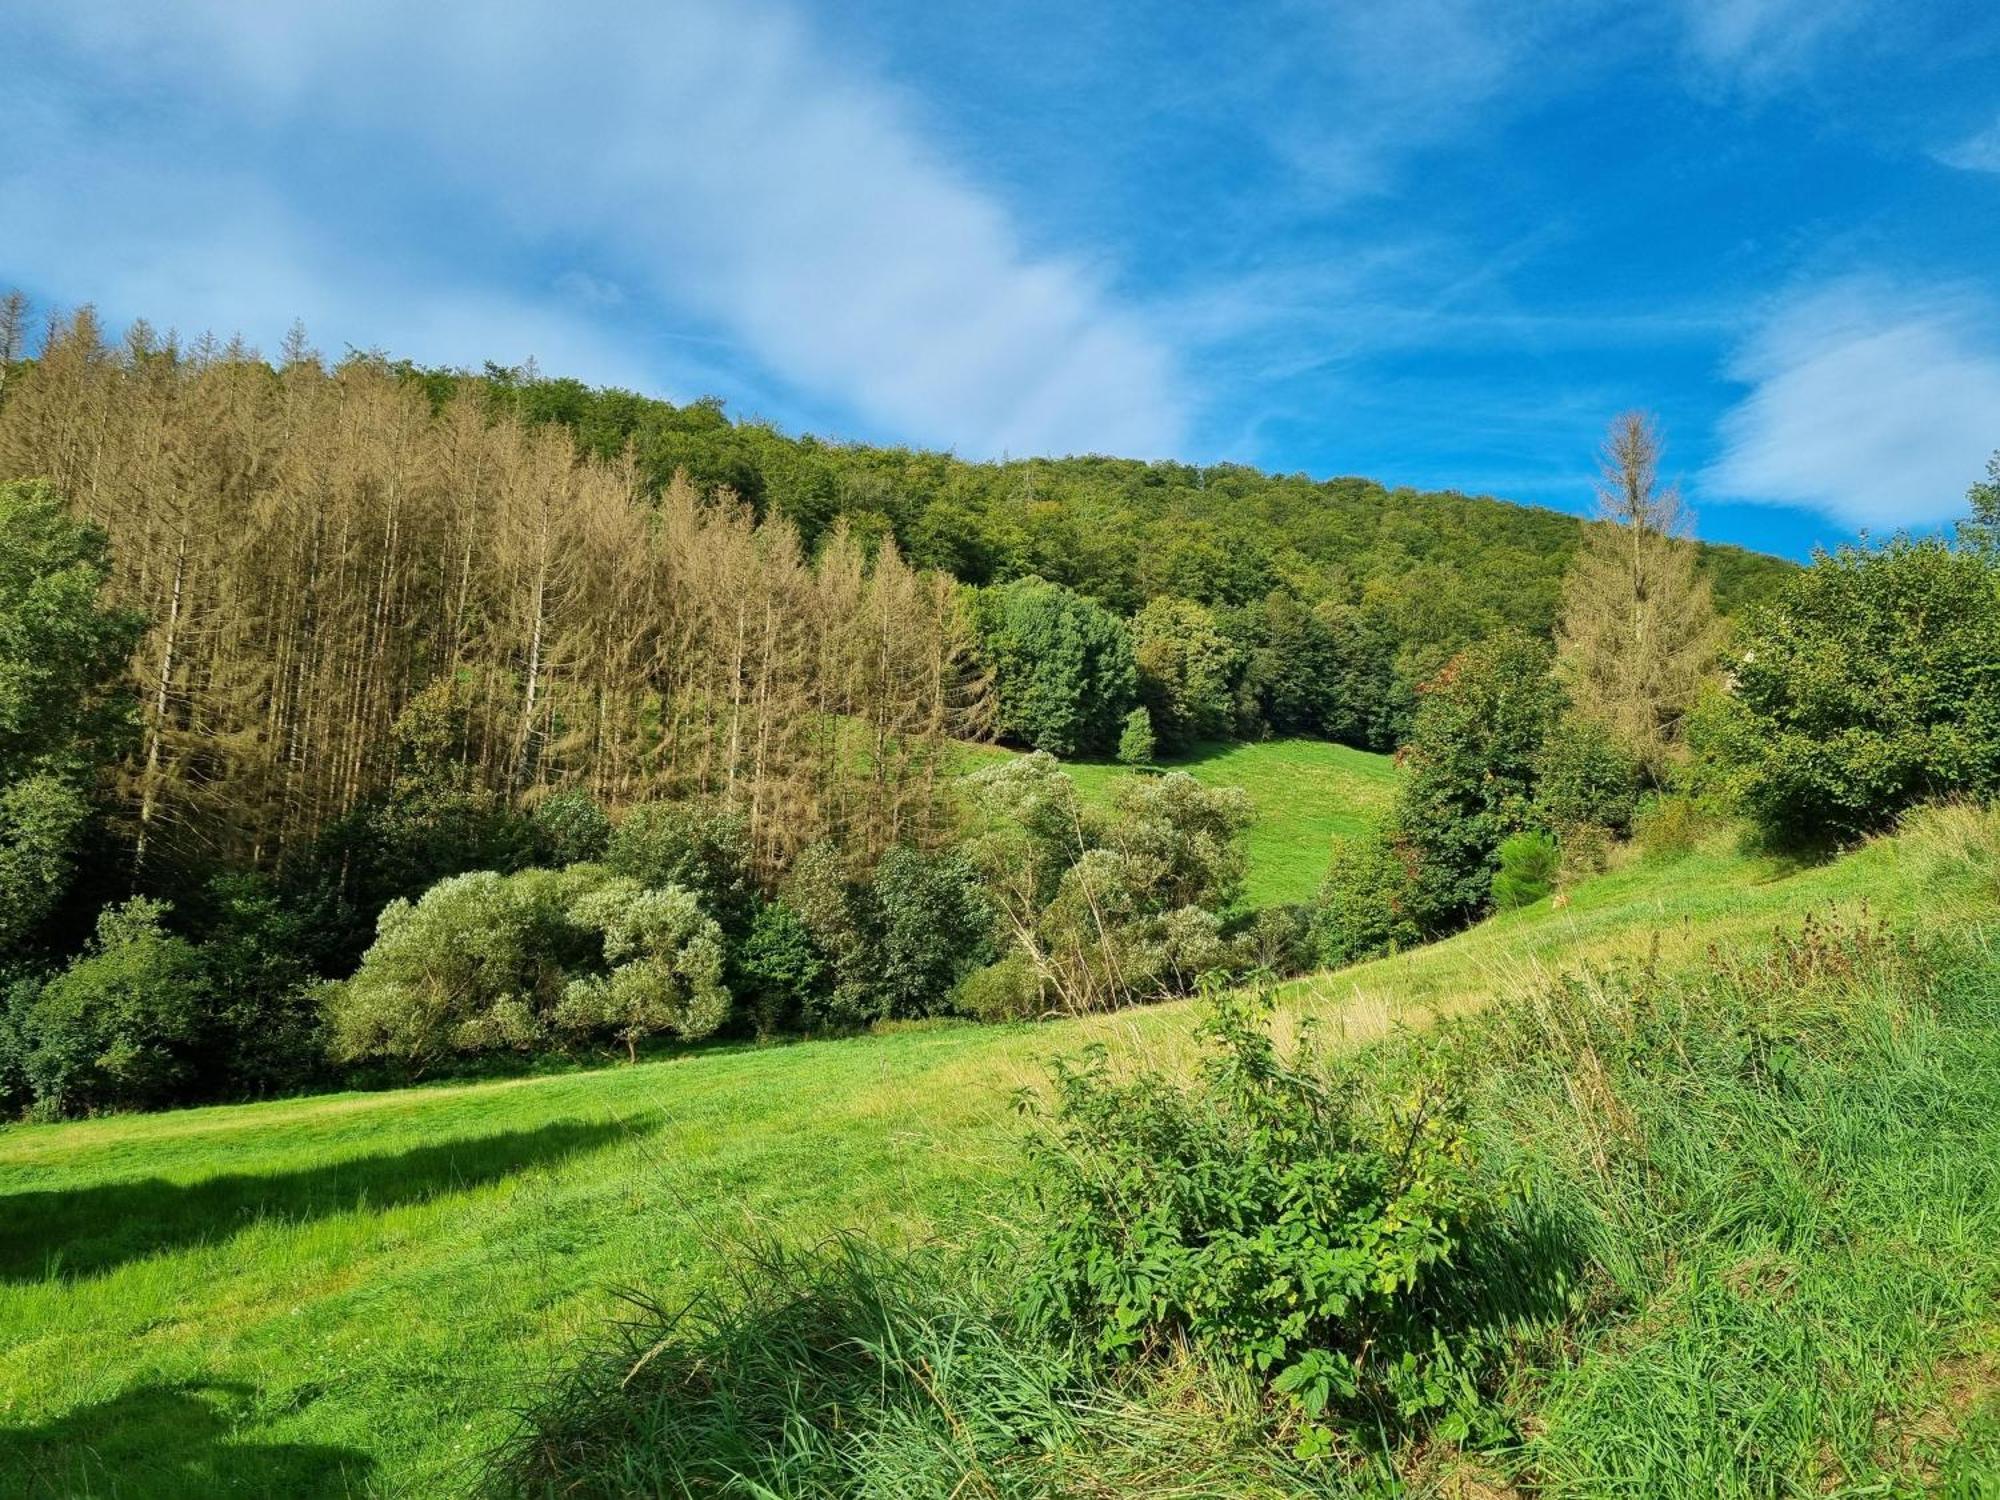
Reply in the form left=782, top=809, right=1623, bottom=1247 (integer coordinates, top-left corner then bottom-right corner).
left=7, top=297, right=1990, bottom=1126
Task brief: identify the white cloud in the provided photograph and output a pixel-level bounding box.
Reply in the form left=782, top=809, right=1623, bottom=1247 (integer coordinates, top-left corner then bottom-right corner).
left=1, top=0, right=1184, bottom=458
left=1935, top=118, right=2000, bottom=174
left=1676, top=0, right=1873, bottom=89
left=1703, top=281, right=2000, bottom=528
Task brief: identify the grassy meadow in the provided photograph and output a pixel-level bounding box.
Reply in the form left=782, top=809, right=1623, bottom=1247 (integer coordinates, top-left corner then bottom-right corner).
left=957, top=736, right=1400, bottom=907
left=3, top=806, right=1995, bottom=1496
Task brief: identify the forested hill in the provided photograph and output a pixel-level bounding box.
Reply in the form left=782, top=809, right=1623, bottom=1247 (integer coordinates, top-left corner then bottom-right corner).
left=405, top=364, right=1793, bottom=632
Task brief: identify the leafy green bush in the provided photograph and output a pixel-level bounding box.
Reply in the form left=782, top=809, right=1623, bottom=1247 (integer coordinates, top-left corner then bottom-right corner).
left=559, top=880, right=730, bottom=1058
left=1312, top=834, right=1422, bottom=968
left=531, top=786, right=612, bottom=866
left=1017, top=990, right=1504, bottom=1455
left=1492, top=831, right=1559, bottom=910
left=12, top=899, right=208, bottom=1116
left=606, top=800, right=755, bottom=937
left=1393, top=633, right=1564, bottom=931
left=1132, top=595, right=1240, bottom=752
left=1115, top=705, right=1155, bottom=766
left=973, top=576, right=1138, bottom=756
left=1631, top=792, right=1713, bottom=862
left=193, top=873, right=329, bottom=1098
left=735, top=898, right=825, bottom=1035
left=1534, top=714, right=1640, bottom=838
left=1699, top=537, right=2000, bottom=847
left=952, top=948, right=1041, bottom=1022
left=870, top=845, right=994, bottom=1020
left=1240, top=902, right=1318, bottom=976
left=326, top=867, right=598, bottom=1070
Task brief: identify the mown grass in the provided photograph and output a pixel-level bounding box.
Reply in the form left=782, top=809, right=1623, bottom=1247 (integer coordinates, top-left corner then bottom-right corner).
left=956, top=736, right=1399, bottom=907
left=1, top=806, right=1993, bottom=1497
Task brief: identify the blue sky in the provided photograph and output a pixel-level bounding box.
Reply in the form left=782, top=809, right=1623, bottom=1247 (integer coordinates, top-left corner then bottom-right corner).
left=6, top=1, right=1999, bottom=558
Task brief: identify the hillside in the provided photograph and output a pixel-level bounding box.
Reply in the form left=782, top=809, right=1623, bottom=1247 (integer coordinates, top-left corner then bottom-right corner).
left=4, top=810, right=1990, bottom=1496
left=957, top=737, right=1399, bottom=906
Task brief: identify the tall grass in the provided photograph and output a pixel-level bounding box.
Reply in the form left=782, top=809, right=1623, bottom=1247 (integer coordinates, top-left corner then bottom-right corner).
left=497, top=914, right=2000, bottom=1496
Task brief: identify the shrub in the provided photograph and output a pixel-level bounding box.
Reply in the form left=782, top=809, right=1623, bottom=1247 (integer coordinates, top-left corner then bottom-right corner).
left=1701, top=537, right=2000, bottom=847
left=1534, top=714, right=1640, bottom=838
left=1632, top=791, right=1712, bottom=862
left=1132, top=596, right=1239, bottom=752
left=559, top=880, right=730, bottom=1058
left=532, top=786, right=612, bottom=866
left=1017, top=990, right=1502, bottom=1455
left=1313, top=834, right=1422, bottom=968
left=1240, top=902, right=1317, bottom=976
left=606, top=801, right=755, bottom=937
left=735, top=898, right=825, bottom=1035
left=952, top=949, right=1041, bottom=1022
left=1115, top=705, right=1155, bottom=766
left=1393, top=633, right=1564, bottom=932
left=1492, top=831, right=1558, bottom=911
left=327, top=867, right=598, bottom=1070
left=13, top=899, right=207, bottom=1116
left=0, top=773, right=91, bottom=958
left=870, top=845, right=994, bottom=1020
left=194, top=873, right=328, bottom=1098
left=973, top=576, right=1138, bottom=756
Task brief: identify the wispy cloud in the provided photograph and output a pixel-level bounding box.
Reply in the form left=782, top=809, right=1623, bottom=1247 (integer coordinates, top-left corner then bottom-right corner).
left=1935, top=117, right=2000, bottom=174
left=1703, top=280, right=2000, bottom=529
left=3, top=0, right=1183, bottom=459
left=1675, top=0, right=1874, bottom=90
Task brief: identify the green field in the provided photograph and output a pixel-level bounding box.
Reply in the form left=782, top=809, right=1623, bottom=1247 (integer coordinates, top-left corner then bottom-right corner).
left=4, top=809, right=1992, bottom=1497
left=957, top=736, right=1399, bottom=907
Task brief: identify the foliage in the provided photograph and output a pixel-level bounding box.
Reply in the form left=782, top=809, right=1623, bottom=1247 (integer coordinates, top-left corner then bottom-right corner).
left=951, top=949, right=1041, bottom=1022
left=326, top=867, right=598, bottom=1070
left=0, top=481, right=140, bottom=963
left=531, top=786, right=612, bottom=866
left=1553, top=413, right=1720, bottom=782
left=1631, top=792, right=1714, bottom=862
left=192, top=873, right=330, bottom=1098
left=1240, top=902, right=1318, bottom=977
left=1115, top=705, right=1155, bottom=766
left=1312, top=834, right=1422, bottom=969
left=1492, top=831, right=1559, bottom=911
left=9, top=899, right=207, bottom=1116
left=1017, top=990, right=1501, bottom=1454
left=1699, top=537, right=2000, bottom=847
left=558, top=879, right=730, bottom=1058
left=606, top=800, right=756, bottom=936
left=1534, top=714, right=1641, bottom=838
left=868, top=844, right=995, bottom=1021
left=1393, top=632, right=1564, bottom=931
left=734, top=898, right=824, bottom=1035
left=1132, top=596, right=1240, bottom=751
left=973, top=576, right=1138, bottom=756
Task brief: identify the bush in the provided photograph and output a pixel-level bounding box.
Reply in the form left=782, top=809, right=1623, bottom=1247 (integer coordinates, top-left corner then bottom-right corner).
left=1240, top=902, right=1317, bottom=977
left=13, top=899, right=208, bottom=1116
left=1632, top=791, right=1712, bottom=862
left=194, top=873, right=329, bottom=1098
left=532, top=786, right=612, bottom=865
left=1115, top=705, right=1155, bottom=766
left=327, top=867, right=598, bottom=1070
left=952, top=949, right=1041, bottom=1022
left=870, top=846, right=994, bottom=1021
left=1702, top=537, right=2000, bottom=847
left=1393, top=633, right=1564, bottom=932
left=606, top=801, right=755, bottom=937
left=1313, top=835, right=1422, bottom=968
left=1492, top=831, right=1559, bottom=911
left=735, top=898, right=825, bottom=1035
left=1132, top=596, right=1239, bottom=752
left=1534, top=714, right=1640, bottom=838
left=973, top=576, right=1138, bottom=756
left=559, top=880, right=730, bottom=1058
left=1018, top=990, right=1504, bottom=1455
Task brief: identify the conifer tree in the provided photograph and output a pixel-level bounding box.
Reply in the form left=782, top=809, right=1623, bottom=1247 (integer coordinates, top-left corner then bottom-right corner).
left=1554, top=412, right=1720, bottom=782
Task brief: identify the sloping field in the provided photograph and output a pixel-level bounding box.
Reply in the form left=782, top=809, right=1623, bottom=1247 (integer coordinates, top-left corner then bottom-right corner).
left=1, top=811, right=1990, bottom=1497
left=957, top=736, right=1400, bottom=906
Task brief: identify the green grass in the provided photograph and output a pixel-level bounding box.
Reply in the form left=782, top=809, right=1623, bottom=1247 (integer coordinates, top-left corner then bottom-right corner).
left=2, top=807, right=1993, bottom=1497
left=957, top=736, right=1399, bottom=907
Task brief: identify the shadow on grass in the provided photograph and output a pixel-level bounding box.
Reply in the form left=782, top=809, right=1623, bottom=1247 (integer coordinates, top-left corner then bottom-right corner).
left=0, top=1116, right=648, bottom=1284
left=0, top=1381, right=375, bottom=1499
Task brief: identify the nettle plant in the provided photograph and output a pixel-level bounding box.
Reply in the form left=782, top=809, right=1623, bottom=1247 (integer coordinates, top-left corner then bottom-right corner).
left=1016, top=989, right=1505, bottom=1457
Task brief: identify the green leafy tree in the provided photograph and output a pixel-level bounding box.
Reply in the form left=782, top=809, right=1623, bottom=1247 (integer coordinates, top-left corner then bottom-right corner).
left=0, top=480, right=141, bottom=958
left=13, top=898, right=207, bottom=1116
left=973, top=577, right=1137, bottom=757
left=607, top=801, right=757, bottom=937
left=1115, top=706, right=1156, bottom=766
left=1393, top=633, right=1563, bottom=931
left=559, top=880, right=730, bottom=1059
left=1699, top=537, right=2000, bottom=846
left=1131, top=597, right=1240, bottom=752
